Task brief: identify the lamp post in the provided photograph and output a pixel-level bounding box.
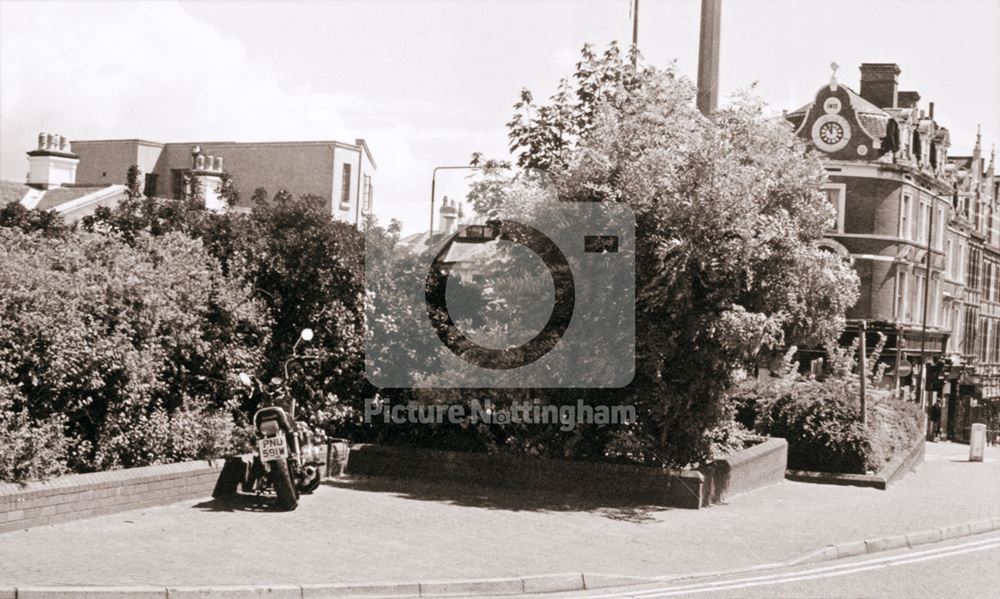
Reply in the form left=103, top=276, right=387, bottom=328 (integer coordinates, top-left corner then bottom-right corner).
left=860, top=320, right=867, bottom=426
left=429, top=165, right=481, bottom=241
left=916, top=191, right=942, bottom=409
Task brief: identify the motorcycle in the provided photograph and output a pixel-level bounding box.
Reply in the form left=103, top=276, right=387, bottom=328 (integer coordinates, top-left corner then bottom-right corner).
left=236, top=328, right=327, bottom=511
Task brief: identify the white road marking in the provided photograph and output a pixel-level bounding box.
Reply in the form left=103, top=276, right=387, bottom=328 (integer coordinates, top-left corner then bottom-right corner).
left=583, top=534, right=1000, bottom=598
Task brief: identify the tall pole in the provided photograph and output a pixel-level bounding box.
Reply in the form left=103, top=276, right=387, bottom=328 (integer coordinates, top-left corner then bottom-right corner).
left=429, top=175, right=437, bottom=241
left=631, top=0, right=639, bottom=66
left=697, top=0, right=721, bottom=115
left=916, top=193, right=937, bottom=409
left=859, top=320, right=868, bottom=426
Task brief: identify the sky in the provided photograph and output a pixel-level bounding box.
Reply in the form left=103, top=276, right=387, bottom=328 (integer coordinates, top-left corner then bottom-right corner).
left=1, top=0, right=998, bottom=233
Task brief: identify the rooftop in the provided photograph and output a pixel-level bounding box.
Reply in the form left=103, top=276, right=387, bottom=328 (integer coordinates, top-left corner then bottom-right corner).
left=34, top=185, right=113, bottom=211
left=0, top=180, right=31, bottom=205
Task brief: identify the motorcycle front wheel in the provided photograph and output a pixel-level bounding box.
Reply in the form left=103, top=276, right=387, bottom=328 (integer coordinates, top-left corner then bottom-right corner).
left=268, top=460, right=298, bottom=511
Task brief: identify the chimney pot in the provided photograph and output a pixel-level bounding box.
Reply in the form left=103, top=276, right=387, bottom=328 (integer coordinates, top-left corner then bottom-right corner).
left=897, top=91, right=921, bottom=109
left=38, top=132, right=46, bottom=149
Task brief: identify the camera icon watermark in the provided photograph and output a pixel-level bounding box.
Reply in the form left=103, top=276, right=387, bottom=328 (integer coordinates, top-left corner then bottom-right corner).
left=366, top=183, right=634, bottom=388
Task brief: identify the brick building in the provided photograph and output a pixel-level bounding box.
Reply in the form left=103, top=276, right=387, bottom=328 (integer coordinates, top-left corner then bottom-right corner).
left=786, top=62, right=997, bottom=439
left=1, top=133, right=376, bottom=225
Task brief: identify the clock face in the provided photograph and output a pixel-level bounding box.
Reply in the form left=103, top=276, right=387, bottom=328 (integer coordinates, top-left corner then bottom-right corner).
left=819, top=121, right=844, bottom=145
left=811, top=113, right=852, bottom=152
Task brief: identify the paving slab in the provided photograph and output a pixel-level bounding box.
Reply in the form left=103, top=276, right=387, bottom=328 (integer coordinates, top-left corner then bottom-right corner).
left=0, top=442, right=996, bottom=588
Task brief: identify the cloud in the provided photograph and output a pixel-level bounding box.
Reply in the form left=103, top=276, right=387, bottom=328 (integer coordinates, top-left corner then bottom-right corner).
left=0, top=0, right=508, bottom=234
left=0, top=0, right=356, bottom=187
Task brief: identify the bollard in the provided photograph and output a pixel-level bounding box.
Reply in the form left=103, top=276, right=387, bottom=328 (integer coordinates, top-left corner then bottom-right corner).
left=969, top=423, right=987, bottom=462
left=326, top=438, right=351, bottom=477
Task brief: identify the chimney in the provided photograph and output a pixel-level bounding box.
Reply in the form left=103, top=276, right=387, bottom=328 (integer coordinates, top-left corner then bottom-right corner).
left=859, top=63, right=901, bottom=109
left=26, top=131, right=79, bottom=189
left=438, top=196, right=458, bottom=237
left=897, top=91, right=921, bottom=109
left=190, top=147, right=226, bottom=211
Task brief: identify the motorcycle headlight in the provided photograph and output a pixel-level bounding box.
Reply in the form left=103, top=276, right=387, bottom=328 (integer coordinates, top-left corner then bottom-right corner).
left=258, top=420, right=280, bottom=436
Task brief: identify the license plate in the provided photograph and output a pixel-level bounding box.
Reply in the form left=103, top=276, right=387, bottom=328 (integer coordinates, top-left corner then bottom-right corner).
left=258, top=435, right=288, bottom=462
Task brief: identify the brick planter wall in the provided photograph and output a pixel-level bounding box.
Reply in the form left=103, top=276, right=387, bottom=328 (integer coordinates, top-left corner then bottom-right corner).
left=0, top=459, right=224, bottom=533
left=346, top=437, right=788, bottom=509
left=785, top=437, right=925, bottom=490
left=700, top=436, right=789, bottom=505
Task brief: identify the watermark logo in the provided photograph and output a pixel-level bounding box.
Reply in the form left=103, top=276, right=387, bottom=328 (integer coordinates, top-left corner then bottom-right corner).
left=365, top=174, right=635, bottom=388
left=364, top=398, right=636, bottom=432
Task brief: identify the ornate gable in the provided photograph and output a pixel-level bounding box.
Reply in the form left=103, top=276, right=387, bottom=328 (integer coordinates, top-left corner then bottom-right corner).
left=790, top=64, right=890, bottom=161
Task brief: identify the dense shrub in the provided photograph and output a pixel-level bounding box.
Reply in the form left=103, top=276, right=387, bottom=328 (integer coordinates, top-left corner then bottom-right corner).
left=460, top=43, right=858, bottom=468
left=0, top=228, right=269, bottom=480
left=734, top=377, right=921, bottom=474
left=0, top=383, right=70, bottom=482
left=83, top=191, right=369, bottom=435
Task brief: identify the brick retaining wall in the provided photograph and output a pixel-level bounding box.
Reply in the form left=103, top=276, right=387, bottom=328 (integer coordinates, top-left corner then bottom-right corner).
left=347, top=437, right=788, bottom=509
left=0, top=460, right=224, bottom=533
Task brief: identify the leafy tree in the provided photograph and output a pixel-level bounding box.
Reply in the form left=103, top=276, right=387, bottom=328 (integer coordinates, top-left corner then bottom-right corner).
left=79, top=186, right=369, bottom=434
left=466, top=43, right=859, bottom=466
left=0, top=381, right=69, bottom=482
left=186, top=172, right=204, bottom=206
left=239, top=191, right=367, bottom=428
left=217, top=171, right=240, bottom=207
left=81, top=193, right=207, bottom=245
left=0, top=202, right=69, bottom=238
left=125, top=164, right=143, bottom=201
left=0, top=228, right=269, bottom=474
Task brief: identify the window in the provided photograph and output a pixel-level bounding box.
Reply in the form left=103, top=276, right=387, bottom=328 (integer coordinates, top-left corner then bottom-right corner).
left=340, top=163, right=353, bottom=209
left=914, top=273, right=925, bottom=323
left=935, top=205, right=945, bottom=250
left=985, top=262, right=994, bottom=302
left=952, top=308, right=963, bottom=353
left=994, top=263, right=1000, bottom=303
left=363, top=175, right=373, bottom=213
left=980, top=320, right=989, bottom=362
left=821, top=183, right=845, bottom=233
left=899, top=193, right=912, bottom=239
left=945, top=237, right=954, bottom=279
left=895, top=271, right=909, bottom=322
left=171, top=169, right=188, bottom=200
left=919, top=199, right=931, bottom=244
left=949, top=237, right=962, bottom=281
left=143, top=173, right=158, bottom=198
left=969, top=246, right=982, bottom=291
left=927, top=279, right=941, bottom=326
left=983, top=320, right=996, bottom=362
left=958, top=239, right=967, bottom=284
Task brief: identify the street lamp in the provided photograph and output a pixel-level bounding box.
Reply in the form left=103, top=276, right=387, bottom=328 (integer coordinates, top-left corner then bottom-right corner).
left=429, top=165, right=482, bottom=241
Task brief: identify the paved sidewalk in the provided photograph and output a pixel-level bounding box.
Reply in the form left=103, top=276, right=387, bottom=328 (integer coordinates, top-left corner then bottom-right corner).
left=0, top=442, right=997, bottom=587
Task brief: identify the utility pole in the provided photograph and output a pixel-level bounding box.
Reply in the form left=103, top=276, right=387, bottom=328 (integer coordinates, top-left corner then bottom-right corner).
left=697, top=0, right=722, bottom=115
left=631, top=0, right=639, bottom=66
left=859, top=321, right=868, bottom=426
